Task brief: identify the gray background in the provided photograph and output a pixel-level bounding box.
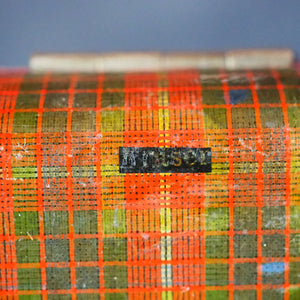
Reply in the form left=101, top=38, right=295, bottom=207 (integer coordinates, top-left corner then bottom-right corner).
left=0, top=0, right=299, bottom=67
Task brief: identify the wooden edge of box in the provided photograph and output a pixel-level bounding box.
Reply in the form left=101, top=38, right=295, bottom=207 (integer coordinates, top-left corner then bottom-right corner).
left=29, top=49, right=295, bottom=73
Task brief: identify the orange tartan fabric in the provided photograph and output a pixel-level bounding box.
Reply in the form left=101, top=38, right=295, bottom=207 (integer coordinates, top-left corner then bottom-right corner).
left=0, top=69, right=299, bottom=299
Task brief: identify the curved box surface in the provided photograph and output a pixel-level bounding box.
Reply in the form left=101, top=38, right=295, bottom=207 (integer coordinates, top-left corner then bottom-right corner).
left=0, top=69, right=299, bottom=299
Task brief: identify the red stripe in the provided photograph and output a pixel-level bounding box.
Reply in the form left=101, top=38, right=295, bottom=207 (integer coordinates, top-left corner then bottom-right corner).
left=272, top=70, right=291, bottom=300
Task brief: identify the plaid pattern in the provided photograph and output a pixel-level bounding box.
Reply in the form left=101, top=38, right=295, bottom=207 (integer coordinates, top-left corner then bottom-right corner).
left=0, top=69, right=299, bottom=299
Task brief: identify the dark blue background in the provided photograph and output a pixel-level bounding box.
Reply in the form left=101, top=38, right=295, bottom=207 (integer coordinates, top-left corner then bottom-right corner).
left=1, top=0, right=299, bottom=67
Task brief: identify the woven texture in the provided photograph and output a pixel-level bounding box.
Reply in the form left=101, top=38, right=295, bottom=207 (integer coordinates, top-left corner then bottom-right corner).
left=0, top=69, right=299, bottom=299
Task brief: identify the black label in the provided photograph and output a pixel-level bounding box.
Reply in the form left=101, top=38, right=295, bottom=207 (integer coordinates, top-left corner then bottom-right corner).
left=119, top=147, right=212, bottom=173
